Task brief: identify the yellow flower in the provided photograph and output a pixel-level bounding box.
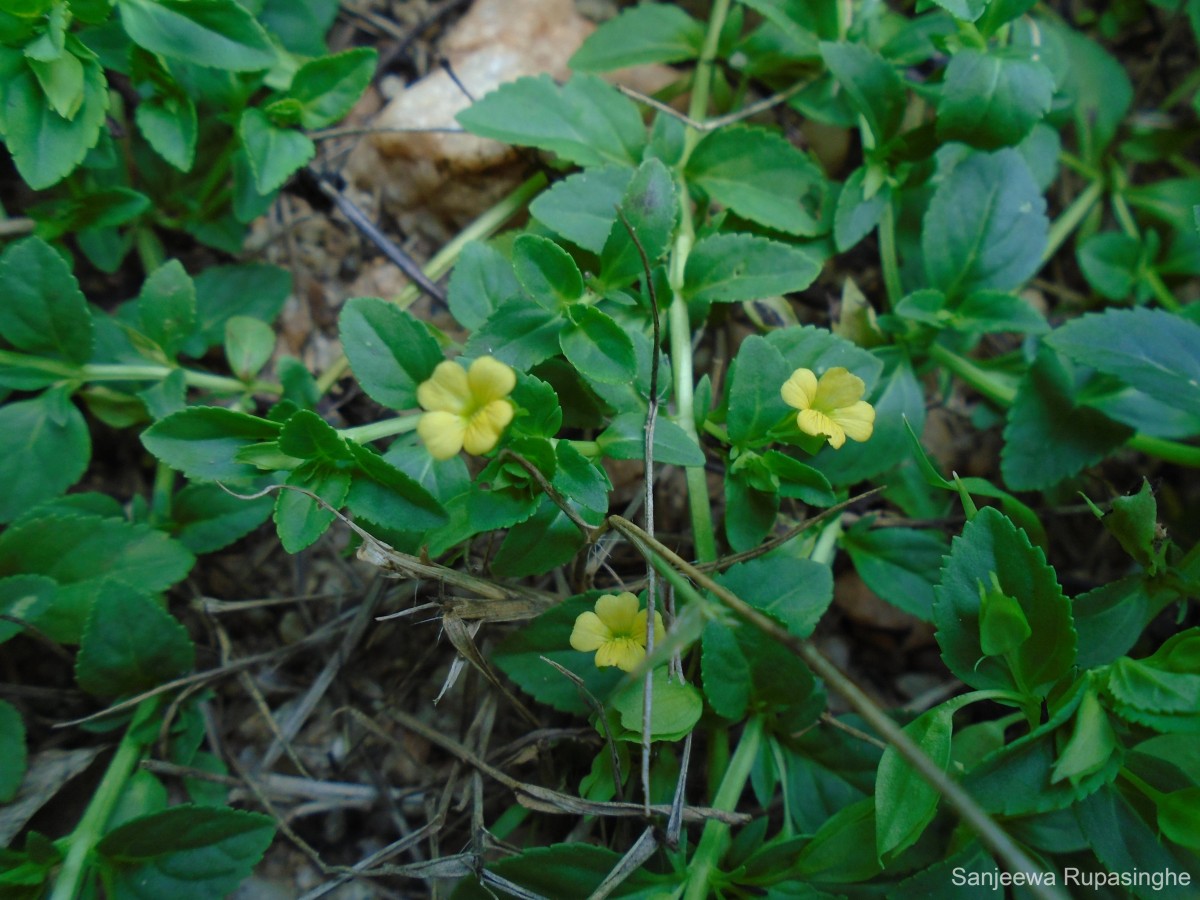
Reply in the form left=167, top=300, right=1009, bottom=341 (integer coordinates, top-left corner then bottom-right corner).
left=417, top=356, right=516, bottom=460
left=570, top=592, right=666, bottom=672
left=781, top=366, right=875, bottom=450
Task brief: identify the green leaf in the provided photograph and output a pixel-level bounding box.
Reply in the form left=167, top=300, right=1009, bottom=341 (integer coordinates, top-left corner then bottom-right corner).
left=1095, top=478, right=1166, bottom=574
left=95, top=804, right=275, bottom=899
left=842, top=523, right=945, bottom=622
left=933, top=507, right=1075, bottom=696
left=28, top=49, right=83, bottom=119
left=597, top=412, right=705, bottom=466
left=278, top=409, right=354, bottom=464
left=702, top=617, right=817, bottom=723
left=0, top=575, right=56, bottom=644
left=937, top=49, right=1054, bottom=149
left=138, top=260, right=196, bottom=358
left=954, top=290, right=1048, bottom=335
left=875, top=704, right=952, bottom=858
left=115, top=0, right=276, bottom=71
left=274, top=461, right=350, bottom=553
left=1076, top=232, right=1142, bottom=301
left=0, top=699, right=25, bottom=803
left=683, top=233, right=820, bottom=303
left=169, top=483, right=274, bottom=554
left=344, top=442, right=447, bottom=533
left=186, top=264, right=291, bottom=354
left=1001, top=348, right=1134, bottom=491
left=716, top=554, right=833, bottom=638
left=570, top=2, right=704, bottom=70
left=0, top=49, right=108, bottom=189
left=0, top=514, right=195, bottom=643
left=457, top=73, right=645, bottom=168
left=0, top=389, right=90, bottom=523
left=490, top=499, right=585, bottom=579
left=687, top=127, right=827, bottom=236
left=339, top=296, right=442, bottom=410
left=1038, top=21, right=1131, bottom=159
left=929, top=0, right=987, bottom=21
left=142, top=407, right=282, bottom=482
left=446, top=240, right=521, bottom=330
left=819, top=41, right=907, bottom=143
left=135, top=88, right=197, bottom=171
left=794, top=797, right=883, bottom=882
left=765, top=324, right=884, bottom=387
left=1051, top=687, right=1118, bottom=786
left=283, top=47, right=376, bottom=129
left=922, top=149, right=1048, bottom=299
left=456, top=843, right=667, bottom=899
left=560, top=306, right=636, bottom=385
left=511, top=234, right=584, bottom=310
left=464, top=297, right=564, bottom=371
left=723, top=468, right=779, bottom=552
left=727, top=335, right=792, bottom=445
left=762, top=451, right=834, bottom=505
left=224, top=315, right=275, bottom=381
left=238, top=107, right=314, bottom=194
left=834, top=166, right=891, bottom=252
left=598, top=157, right=677, bottom=287
left=75, top=591, right=195, bottom=697
left=611, top=667, right=703, bottom=741
left=1046, top=308, right=1200, bottom=419
left=0, top=236, right=93, bottom=363
left=529, top=165, right=634, bottom=254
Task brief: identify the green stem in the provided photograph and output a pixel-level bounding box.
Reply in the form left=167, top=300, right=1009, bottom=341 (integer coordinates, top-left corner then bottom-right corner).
left=50, top=701, right=157, bottom=900
left=682, top=716, right=764, bottom=900
left=340, top=414, right=420, bottom=444
left=878, top=199, right=903, bottom=308
left=0, top=350, right=280, bottom=396
left=1144, top=268, right=1182, bottom=312
left=1042, top=178, right=1105, bottom=265
left=930, top=344, right=1200, bottom=467
left=681, top=0, right=732, bottom=161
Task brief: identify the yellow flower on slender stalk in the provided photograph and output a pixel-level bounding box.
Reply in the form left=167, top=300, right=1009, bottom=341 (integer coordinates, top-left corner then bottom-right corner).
left=416, top=356, right=516, bottom=460
left=570, top=592, right=666, bottom=673
left=781, top=366, right=875, bottom=450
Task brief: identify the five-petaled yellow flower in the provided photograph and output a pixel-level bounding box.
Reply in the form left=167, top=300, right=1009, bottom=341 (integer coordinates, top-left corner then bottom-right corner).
left=781, top=366, right=875, bottom=450
left=570, top=592, right=665, bottom=672
left=417, top=355, right=516, bottom=460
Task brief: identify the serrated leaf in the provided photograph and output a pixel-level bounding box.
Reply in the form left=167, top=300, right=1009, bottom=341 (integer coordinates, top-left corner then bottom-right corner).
left=170, top=483, right=273, bottom=554
left=560, top=306, right=636, bottom=385
left=491, top=497, right=586, bottom=578
left=687, top=127, right=826, bottom=235
left=922, top=149, right=1047, bottom=299
left=683, top=233, right=820, bottom=303
left=0, top=236, right=93, bottom=363
left=819, top=41, right=907, bottom=143
left=727, top=335, right=792, bottom=445
left=135, top=89, right=197, bottom=171
left=529, top=166, right=634, bottom=254
left=0, top=514, right=195, bottom=643
left=142, top=407, right=282, bottom=482
left=283, top=47, right=376, bottom=129
left=138, top=259, right=197, bottom=358
left=1046, top=307, right=1200, bottom=419
left=1001, top=349, right=1134, bottom=491
left=224, top=315, right=275, bottom=380
left=597, top=412, right=705, bottom=466
left=937, top=49, right=1053, bottom=149
left=186, top=264, right=291, bottom=355
left=464, top=297, right=564, bottom=371
left=933, top=507, right=1075, bottom=696
left=456, top=73, right=645, bottom=168
left=570, top=2, right=704, bottom=70
left=339, top=296, right=442, bottom=409
left=598, top=157, right=677, bottom=287
left=274, top=461, right=350, bottom=553
left=930, top=0, right=987, bottom=20
left=116, top=0, right=276, bottom=71
left=238, top=107, right=314, bottom=194
left=0, top=699, right=25, bottom=803
left=512, top=234, right=584, bottom=310
left=834, top=166, right=891, bottom=252
left=716, top=555, right=833, bottom=637
left=345, top=442, right=447, bottom=532
left=75, top=590, right=195, bottom=697
left=0, top=50, right=108, bottom=189
left=0, top=390, right=90, bottom=523
left=0, top=575, right=56, bottom=644
left=446, top=240, right=521, bottom=330
left=95, top=804, right=275, bottom=899
left=842, top=523, right=945, bottom=622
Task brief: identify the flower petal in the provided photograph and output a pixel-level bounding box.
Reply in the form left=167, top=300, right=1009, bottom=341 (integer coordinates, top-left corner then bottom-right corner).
left=798, top=408, right=846, bottom=448
left=781, top=368, right=818, bottom=411
left=813, top=367, right=866, bottom=410
left=832, top=400, right=875, bottom=444
left=570, top=611, right=611, bottom=652
left=468, top=355, right=517, bottom=404
left=596, top=637, right=645, bottom=672
left=462, top=399, right=514, bottom=455
left=417, top=361, right=469, bottom=414
left=594, top=591, right=640, bottom=634
left=418, top=410, right=466, bottom=460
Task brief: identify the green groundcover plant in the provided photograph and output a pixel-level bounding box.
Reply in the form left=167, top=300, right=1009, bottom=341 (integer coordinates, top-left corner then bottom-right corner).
left=2, top=0, right=1200, bottom=897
